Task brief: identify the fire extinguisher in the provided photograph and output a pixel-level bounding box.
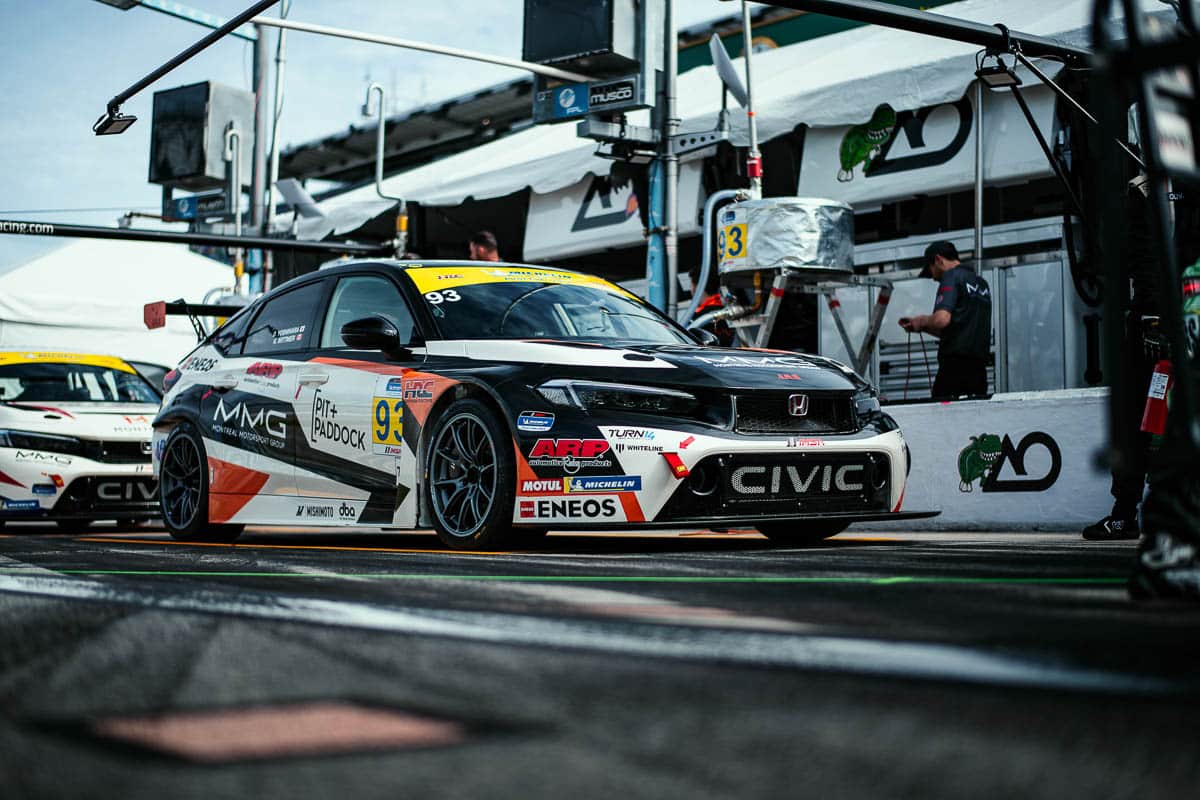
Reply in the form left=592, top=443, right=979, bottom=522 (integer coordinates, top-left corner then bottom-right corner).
left=1140, top=359, right=1173, bottom=436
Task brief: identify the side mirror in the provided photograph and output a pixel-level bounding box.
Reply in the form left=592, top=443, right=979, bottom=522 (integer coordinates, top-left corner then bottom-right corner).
left=341, top=315, right=407, bottom=357
left=692, top=328, right=720, bottom=346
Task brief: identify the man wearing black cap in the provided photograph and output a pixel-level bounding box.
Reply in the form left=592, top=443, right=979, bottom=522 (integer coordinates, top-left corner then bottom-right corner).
left=899, top=240, right=992, bottom=399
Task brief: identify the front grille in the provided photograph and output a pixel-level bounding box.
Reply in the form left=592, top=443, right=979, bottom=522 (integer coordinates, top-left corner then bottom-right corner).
left=54, top=476, right=158, bottom=516
left=81, top=440, right=152, bottom=464
left=733, top=393, right=857, bottom=434
left=656, top=452, right=891, bottom=521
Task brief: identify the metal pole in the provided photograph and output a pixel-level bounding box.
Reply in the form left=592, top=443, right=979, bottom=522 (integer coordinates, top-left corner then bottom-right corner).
left=0, top=219, right=391, bottom=256
left=250, top=21, right=269, bottom=292
left=262, top=1, right=289, bottom=291
left=224, top=125, right=244, bottom=293
left=102, top=0, right=279, bottom=119
left=250, top=16, right=593, bottom=83
left=756, top=0, right=1090, bottom=61
left=664, top=0, right=679, bottom=314
left=974, top=80, right=984, bottom=264
left=364, top=83, right=408, bottom=256
left=1011, top=50, right=1144, bottom=168
left=742, top=1, right=762, bottom=197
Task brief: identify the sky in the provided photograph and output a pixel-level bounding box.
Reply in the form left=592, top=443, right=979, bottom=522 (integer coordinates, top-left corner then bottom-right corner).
left=0, top=0, right=737, bottom=241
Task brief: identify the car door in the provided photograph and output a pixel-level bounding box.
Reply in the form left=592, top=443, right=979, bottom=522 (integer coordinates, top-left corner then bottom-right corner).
left=293, top=271, right=424, bottom=526
left=201, top=280, right=324, bottom=508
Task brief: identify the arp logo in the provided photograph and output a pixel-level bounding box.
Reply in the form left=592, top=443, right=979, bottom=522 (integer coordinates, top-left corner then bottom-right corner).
left=529, top=439, right=610, bottom=459
left=246, top=361, right=283, bottom=379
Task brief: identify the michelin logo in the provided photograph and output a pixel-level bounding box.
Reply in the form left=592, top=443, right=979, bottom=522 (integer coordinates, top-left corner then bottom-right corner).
left=566, top=476, right=642, bottom=493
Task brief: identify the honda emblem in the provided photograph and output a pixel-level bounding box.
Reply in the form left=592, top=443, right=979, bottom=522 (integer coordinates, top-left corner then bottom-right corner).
left=787, top=394, right=810, bottom=417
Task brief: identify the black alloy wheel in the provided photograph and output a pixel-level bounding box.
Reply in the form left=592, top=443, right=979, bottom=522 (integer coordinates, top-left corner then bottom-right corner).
left=425, top=398, right=515, bottom=550
left=756, top=520, right=850, bottom=545
left=159, top=423, right=243, bottom=543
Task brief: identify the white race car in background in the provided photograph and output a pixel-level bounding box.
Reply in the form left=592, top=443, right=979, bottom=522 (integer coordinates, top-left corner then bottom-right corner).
left=0, top=351, right=160, bottom=528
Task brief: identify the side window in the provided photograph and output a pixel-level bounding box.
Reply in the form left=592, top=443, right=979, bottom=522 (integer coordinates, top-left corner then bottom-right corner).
left=243, top=282, right=324, bottom=355
left=210, top=307, right=254, bottom=356
left=319, top=275, right=416, bottom=349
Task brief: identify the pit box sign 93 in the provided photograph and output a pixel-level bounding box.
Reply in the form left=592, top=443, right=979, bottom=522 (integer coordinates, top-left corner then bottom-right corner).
left=717, top=206, right=748, bottom=268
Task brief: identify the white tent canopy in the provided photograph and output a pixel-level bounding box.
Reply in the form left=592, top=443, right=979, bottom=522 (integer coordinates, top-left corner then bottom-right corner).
left=294, top=0, right=1136, bottom=238
left=0, top=238, right=235, bottom=367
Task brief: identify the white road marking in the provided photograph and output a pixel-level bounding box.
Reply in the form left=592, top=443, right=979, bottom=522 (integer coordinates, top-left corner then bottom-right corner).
left=0, top=568, right=1182, bottom=696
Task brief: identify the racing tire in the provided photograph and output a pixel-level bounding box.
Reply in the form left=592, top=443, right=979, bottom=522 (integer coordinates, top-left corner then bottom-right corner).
left=424, top=397, right=515, bottom=550
left=755, top=520, right=850, bottom=545
left=159, top=422, right=244, bottom=544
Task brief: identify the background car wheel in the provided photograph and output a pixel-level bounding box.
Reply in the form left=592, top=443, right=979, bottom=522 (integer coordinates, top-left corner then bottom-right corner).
left=159, top=422, right=244, bottom=544
left=424, top=398, right=515, bottom=550
left=756, top=520, right=850, bottom=545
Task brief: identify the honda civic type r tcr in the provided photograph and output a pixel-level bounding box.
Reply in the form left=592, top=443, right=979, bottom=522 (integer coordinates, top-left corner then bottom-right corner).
left=0, top=351, right=160, bottom=527
left=153, top=261, right=921, bottom=549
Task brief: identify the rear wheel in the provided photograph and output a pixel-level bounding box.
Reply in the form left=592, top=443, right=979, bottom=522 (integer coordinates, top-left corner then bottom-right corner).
left=159, top=423, right=244, bottom=543
left=424, top=398, right=515, bottom=550
left=756, top=520, right=850, bottom=545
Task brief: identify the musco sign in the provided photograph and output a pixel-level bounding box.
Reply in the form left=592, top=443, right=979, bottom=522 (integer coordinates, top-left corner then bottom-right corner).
left=588, top=77, right=639, bottom=112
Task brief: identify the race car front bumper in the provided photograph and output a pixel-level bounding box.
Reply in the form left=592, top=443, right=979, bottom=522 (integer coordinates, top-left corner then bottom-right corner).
left=0, top=451, right=157, bottom=521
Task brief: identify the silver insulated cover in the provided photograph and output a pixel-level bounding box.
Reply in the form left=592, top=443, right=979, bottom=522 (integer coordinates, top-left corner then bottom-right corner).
left=717, top=197, right=854, bottom=275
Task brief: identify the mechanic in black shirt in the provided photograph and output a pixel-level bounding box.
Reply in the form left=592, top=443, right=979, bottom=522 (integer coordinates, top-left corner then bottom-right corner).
left=899, top=240, right=992, bottom=399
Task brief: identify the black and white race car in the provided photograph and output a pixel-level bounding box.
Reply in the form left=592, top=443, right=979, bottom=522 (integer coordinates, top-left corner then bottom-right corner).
left=152, top=261, right=927, bottom=549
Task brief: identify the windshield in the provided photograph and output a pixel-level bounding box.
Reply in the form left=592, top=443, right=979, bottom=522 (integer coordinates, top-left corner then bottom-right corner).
left=0, top=362, right=159, bottom=404
left=420, top=280, right=692, bottom=344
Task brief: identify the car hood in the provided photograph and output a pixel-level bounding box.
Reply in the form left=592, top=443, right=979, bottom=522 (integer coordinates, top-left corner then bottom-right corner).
left=0, top=402, right=158, bottom=440
left=433, top=339, right=866, bottom=392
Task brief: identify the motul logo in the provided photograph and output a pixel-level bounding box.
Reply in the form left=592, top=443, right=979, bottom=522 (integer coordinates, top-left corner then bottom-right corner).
left=529, top=439, right=609, bottom=459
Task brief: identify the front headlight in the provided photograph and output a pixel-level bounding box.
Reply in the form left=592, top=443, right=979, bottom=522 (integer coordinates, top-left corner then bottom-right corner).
left=0, top=429, right=85, bottom=455
left=536, top=380, right=698, bottom=416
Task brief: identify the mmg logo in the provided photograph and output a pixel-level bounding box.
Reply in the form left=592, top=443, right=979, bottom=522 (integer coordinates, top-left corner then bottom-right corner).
left=214, top=397, right=287, bottom=439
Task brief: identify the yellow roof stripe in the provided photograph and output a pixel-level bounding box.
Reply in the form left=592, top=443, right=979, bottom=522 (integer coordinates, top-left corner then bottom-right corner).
left=407, top=265, right=639, bottom=300
left=0, top=351, right=136, bottom=373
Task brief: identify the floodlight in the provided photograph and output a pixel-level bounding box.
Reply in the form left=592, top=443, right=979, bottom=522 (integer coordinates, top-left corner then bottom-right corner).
left=975, top=57, right=1022, bottom=89
left=93, top=109, right=138, bottom=135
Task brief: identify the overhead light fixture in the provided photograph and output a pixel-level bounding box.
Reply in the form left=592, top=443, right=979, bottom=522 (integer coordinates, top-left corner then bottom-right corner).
left=93, top=108, right=138, bottom=135
left=975, top=54, right=1022, bottom=89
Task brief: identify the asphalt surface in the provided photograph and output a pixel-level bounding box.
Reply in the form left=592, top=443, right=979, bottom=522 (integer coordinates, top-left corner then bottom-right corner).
left=0, top=522, right=1198, bottom=799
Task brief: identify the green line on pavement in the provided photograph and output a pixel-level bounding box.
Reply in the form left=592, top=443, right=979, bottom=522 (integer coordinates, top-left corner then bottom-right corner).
left=0, top=570, right=1127, bottom=586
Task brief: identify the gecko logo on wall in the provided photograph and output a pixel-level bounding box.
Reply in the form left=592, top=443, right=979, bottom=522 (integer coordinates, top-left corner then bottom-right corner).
left=571, top=176, right=639, bottom=232
left=957, top=432, right=1062, bottom=493
left=837, top=97, right=973, bottom=182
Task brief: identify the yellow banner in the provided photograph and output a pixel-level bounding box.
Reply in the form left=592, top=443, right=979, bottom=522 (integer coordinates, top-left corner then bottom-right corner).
left=0, top=351, right=136, bottom=373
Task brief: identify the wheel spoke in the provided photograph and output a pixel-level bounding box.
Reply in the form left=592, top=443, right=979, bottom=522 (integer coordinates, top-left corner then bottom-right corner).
left=450, top=423, right=472, bottom=465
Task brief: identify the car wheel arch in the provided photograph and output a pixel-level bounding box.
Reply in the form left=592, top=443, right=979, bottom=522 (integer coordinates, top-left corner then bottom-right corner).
left=415, top=380, right=517, bottom=527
